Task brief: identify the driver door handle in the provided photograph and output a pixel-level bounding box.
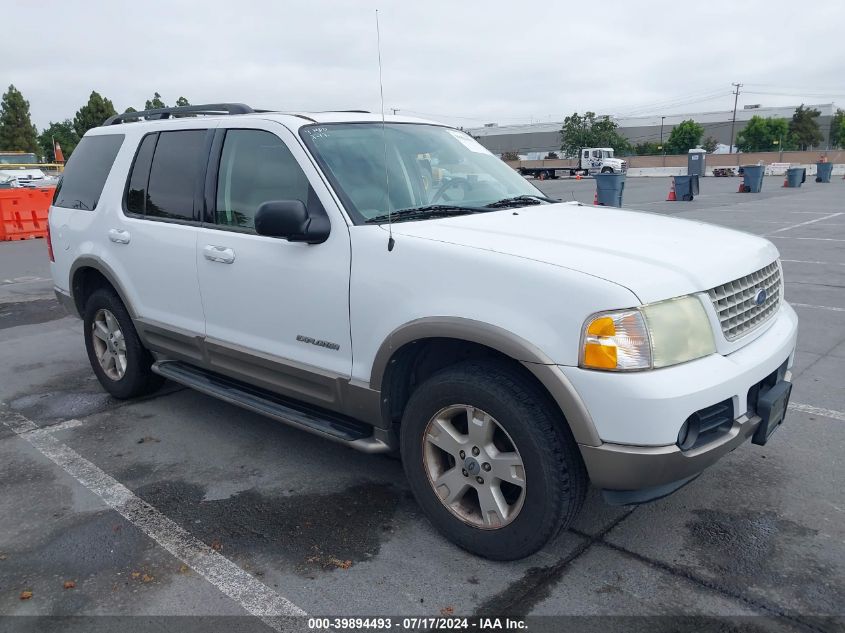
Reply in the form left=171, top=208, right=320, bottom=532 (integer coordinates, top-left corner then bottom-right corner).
left=203, top=245, right=236, bottom=264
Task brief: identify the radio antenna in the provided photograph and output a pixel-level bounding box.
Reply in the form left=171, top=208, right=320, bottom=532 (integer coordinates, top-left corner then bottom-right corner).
left=375, top=9, right=394, bottom=251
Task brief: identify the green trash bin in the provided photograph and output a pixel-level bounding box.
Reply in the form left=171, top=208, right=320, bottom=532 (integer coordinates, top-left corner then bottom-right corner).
left=785, top=167, right=804, bottom=188
left=741, top=165, right=765, bottom=193
left=816, top=162, right=833, bottom=183
left=594, top=173, right=625, bottom=207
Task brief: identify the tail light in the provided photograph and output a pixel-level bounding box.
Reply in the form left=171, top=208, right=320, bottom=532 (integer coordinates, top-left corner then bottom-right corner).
left=46, top=215, right=55, bottom=262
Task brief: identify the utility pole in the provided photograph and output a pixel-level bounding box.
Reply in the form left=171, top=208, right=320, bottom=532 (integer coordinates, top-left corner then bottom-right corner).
left=729, top=82, right=742, bottom=154
left=660, top=116, right=666, bottom=167
left=390, top=108, right=399, bottom=115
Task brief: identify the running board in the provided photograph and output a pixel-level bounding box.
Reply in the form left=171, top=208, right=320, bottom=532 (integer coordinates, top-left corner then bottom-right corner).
left=152, top=360, right=392, bottom=453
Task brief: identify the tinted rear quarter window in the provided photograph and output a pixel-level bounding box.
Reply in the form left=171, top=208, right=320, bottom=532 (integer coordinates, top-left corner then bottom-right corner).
left=145, top=130, right=206, bottom=221
left=53, top=135, right=124, bottom=210
left=125, top=133, right=158, bottom=214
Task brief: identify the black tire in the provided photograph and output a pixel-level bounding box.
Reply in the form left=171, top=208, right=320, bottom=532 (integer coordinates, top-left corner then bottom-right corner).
left=601, top=166, right=613, bottom=174
left=400, top=360, right=587, bottom=560
left=83, top=288, right=163, bottom=399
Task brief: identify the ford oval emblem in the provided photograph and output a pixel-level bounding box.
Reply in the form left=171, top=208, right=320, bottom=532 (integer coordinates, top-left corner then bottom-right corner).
left=754, top=288, right=767, bottom=306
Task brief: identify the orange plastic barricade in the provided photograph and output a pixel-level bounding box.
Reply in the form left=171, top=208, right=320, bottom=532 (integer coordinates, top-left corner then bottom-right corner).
left=0, top=187, right=55, bottom=241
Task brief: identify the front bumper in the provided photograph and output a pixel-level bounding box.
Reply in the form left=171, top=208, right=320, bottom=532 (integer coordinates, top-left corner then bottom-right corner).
left=580, top=374, right=786, bottom=501
left=567, top=303, right=798, bottom=500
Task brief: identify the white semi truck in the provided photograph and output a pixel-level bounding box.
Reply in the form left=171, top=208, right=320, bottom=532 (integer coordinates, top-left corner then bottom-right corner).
left=516, top=147, right=628, bottom=179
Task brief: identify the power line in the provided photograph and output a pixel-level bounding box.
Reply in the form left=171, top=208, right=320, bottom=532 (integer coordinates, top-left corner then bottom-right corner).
left=744, top=90, right=845, bottom=99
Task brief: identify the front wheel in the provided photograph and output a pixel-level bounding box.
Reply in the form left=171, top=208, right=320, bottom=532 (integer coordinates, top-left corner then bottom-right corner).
left=400, top=361, right=587, bottom=560
left=601, top=166, right=613, bottom=174
left=83, top=288, right=163, bottom=399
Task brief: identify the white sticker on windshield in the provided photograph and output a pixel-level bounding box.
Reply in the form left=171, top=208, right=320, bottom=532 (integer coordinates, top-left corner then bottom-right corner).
left=447, top=129, right=489, bottom=154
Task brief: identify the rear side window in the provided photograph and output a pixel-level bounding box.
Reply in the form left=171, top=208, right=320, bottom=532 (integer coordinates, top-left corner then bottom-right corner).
left=125, top=134, right=157, bottom=214
left=147, top=130, right=206, bottom=221
left=53, top=135, right=124, bottom=210
left=124, top=130, right=206, bottom=221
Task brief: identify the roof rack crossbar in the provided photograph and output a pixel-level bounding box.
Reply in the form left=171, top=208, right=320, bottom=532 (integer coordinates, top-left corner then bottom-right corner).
left=103, top=103, right=255, bottom=126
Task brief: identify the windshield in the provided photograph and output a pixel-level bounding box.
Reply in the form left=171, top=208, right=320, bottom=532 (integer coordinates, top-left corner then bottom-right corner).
left=0, top=153, right=38, bottom=165
left=300, top=123, right=544, bottom=223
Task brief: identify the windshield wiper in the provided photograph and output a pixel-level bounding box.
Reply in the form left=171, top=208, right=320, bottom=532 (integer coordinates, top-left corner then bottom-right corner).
left=364, top=204, right=487, bottom=224
left=483, top=194, right=559, bottom=209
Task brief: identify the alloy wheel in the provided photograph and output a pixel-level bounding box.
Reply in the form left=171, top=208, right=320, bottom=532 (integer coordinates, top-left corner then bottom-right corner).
left=422, top=404, right=526, bottom=529
left=91, top=308, right=127, bottom=381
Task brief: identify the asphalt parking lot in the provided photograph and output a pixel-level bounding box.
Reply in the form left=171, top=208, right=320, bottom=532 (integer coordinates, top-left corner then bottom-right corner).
left=0, top=176, right=843, bottom=632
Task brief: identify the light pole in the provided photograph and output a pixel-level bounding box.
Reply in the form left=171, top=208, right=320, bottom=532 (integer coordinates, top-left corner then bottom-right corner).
left=659, top=116, right=665, bottom=166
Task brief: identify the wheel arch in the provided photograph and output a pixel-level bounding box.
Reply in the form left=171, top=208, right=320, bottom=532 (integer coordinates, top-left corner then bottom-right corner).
left=370, top=317, right=600, bottom=446
left=69, top=256, right=138, bottom=320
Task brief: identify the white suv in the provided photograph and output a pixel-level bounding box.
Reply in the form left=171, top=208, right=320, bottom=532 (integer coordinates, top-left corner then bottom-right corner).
left=48, top=103, right=798, bottom=560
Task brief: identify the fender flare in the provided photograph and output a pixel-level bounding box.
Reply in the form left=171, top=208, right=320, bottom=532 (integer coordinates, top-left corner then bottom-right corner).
left=369, top=317, right=601, bottom=446
left=68, top=256, right=138, bottom=319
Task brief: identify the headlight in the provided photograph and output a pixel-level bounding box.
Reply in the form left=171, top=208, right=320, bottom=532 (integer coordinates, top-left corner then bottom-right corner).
left=580, top=295, right=715, bottom=371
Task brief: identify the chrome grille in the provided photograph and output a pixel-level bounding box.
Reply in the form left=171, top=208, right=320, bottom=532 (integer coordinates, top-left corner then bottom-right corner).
left=708, top=261, right=781, bottom=341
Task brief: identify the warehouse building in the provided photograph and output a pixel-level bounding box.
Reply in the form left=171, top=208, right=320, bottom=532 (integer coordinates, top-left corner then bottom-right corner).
left=468, top=103, right=838, bottom=158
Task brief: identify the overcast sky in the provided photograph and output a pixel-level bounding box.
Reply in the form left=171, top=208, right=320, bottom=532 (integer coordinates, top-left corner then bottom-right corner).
left=7, top=0, right=845, bottom=131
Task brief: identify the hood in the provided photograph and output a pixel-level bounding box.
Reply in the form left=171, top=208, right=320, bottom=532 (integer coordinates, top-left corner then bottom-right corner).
left=390, top=201, right=779, bottom=304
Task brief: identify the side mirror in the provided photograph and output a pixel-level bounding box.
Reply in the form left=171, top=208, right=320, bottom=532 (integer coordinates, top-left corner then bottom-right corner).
left=254, top=200, right=329, bottom=244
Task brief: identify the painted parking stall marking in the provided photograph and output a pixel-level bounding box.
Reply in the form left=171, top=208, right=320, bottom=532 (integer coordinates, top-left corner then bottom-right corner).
left=781, top=259, right=845, bottom=267
left=790, top=303, right=845, bottom=313
left=765, top=212, right=844, bottom=235
left=788, top=402, right=845, bottom=422
left=1, top=408, right=307, bottom=632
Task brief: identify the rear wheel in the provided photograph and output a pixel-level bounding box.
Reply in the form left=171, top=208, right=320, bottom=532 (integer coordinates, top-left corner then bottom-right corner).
left=400, top=360, right=587, bottom=560
left=83, top=288, right=163, bottom=399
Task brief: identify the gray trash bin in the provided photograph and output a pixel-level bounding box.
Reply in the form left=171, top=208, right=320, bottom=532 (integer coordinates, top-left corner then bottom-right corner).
left=816, top=162, right=833, bottom=183
left=673, top=175, right=700, bottom=201
left=594, top=173, right=625, bottom=207
left=785, top=167, right=804, bottom=188
left=741, top=165, right=765, bottom=193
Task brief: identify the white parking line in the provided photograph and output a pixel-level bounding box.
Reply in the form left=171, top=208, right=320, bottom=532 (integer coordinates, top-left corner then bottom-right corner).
left=0, top=276, right=50, bottom=286
left=766, top=212, right=844, bottom=235
left=1, top=409, right=306, bottom=630
left=769, top=237, right=845, bottom=242
left=790, top=303, right=845, bottom=313
left=35, top=418, right=83, bottom=433
left=782, top=259, right=845, bottom=267
left=789, top=403, right=845, bottom=422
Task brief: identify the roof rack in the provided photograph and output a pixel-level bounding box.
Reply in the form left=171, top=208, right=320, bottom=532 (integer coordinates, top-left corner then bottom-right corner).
left=103, top=103, right=255, bottom=126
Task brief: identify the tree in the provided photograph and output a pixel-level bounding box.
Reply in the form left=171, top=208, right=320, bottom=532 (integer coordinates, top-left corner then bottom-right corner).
left=735, top=116, right=792, bottom=152
left=828, top=108, right=844, bottom=149
left=37, top=120, right=79, bottom=161
left=788, top=104, right=823, bottom=150
left=500, top=151, right=520, bottom=161
left=544, top=151, right=558, bottom=159
left=73, top=91, right=117, bottom=138
left=0, top=85, right=39, bottom=153
left=560, top=111, right=630, bottom=157
left=665, top=119, right=704, bottom=155
left=634, top=141, right=661, bottom=156
left=175, top=96, right=191, bottom=107
left=145, top=92, right=166, bottom=110
left=701, top=136, right=719, bottom=153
